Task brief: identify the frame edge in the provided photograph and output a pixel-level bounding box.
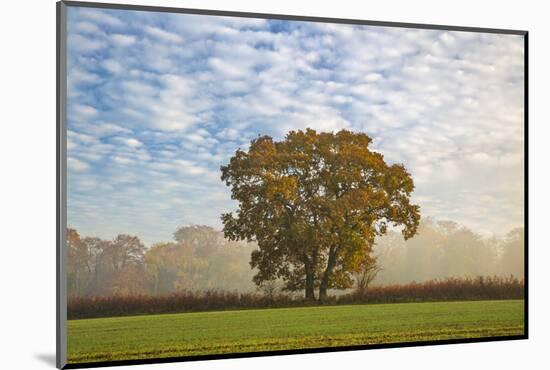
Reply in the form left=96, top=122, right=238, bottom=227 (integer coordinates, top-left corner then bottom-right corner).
left=55, top=2, right=529, bottom=368
left=57, top=1, right=68, bottom=368
left=62, top=0, right=527, bottom=35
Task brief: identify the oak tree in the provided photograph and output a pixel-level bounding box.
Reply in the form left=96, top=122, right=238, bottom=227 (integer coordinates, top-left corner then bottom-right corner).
left=222, top=129, right=420, bottom=301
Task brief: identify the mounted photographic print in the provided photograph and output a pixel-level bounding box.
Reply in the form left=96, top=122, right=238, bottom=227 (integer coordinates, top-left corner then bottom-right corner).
left=56, top=1, right=528, bottom=368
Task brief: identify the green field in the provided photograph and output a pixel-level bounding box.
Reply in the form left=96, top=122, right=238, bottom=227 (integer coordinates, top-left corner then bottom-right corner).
left=67, top=300, right=524, bottom=363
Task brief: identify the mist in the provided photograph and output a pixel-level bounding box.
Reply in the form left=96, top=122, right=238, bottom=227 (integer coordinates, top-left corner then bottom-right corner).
left=67, top=219, right=524, bottom=298
left=373, top=218, right=524, bottom=284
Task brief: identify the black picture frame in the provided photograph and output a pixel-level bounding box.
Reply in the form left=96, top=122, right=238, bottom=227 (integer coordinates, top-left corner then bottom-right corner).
left=56, top=1, right=528, bottom=368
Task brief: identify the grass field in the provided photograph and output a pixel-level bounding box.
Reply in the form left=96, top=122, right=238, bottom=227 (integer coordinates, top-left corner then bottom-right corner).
left=67, top=300, right=524, bottom=364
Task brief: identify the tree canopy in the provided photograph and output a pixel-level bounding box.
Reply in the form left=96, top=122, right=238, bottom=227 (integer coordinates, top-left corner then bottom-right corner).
left=221, top=129, right=421, bottom=300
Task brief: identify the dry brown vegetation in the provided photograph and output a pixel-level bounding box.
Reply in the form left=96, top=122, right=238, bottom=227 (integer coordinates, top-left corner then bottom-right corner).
left=68, top=275, right=523, bottom=319
left=338, top=275, right=524, bottom=304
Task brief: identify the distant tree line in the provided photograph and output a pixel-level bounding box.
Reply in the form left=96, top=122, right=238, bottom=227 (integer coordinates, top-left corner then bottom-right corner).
left=67, top=219, right=524, bottom=298
left=373, top=218, right=524, bottom=285
left=67, top=225, right=256, bottom=297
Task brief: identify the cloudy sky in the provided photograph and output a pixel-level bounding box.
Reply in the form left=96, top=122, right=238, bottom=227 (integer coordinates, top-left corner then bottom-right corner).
left=66, top=6, right=525, bottom=246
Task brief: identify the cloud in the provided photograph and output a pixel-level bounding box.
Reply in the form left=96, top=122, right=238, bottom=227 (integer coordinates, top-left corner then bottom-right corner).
left=83, top=122, right=131, bottom=137
left=121, top=80, right=157, bottom=96
left=68, top=157, right=90, bottom=172
left=77, top=8, right=125, bottom=28
left=114, top=137, right=143, bottom=148
left=111, top=33, right=137, bottom=46
left=66, top=7, right=524, bottom=245
left=112, top=156, right=134, bottom=165
left=70, top=67, right=101, bottom=85
left=68, top=34, right=106, bottom=53
left=145, top=26, right=183, bottom=43
left=208, top=57, right=249, bottom=78
left=101, top=59, right=124, bottom=74
left=72, top=104, right=98, bottom=118
left=74, top=21, right=101, bottom=34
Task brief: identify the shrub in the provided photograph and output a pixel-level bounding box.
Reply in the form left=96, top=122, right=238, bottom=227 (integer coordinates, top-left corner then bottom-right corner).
left=338, top=275, right=524, bottom=304
left=68, top=275, right=524, bottom=319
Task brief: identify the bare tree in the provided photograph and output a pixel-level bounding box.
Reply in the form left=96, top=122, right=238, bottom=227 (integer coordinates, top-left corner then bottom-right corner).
left=257, top=279, right=280, bottom=303
left=355, top=254, right=382, bottom=295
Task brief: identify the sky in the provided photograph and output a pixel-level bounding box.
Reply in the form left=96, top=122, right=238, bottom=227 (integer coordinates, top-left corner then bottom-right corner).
left=66, top=6, right=525, bottom=246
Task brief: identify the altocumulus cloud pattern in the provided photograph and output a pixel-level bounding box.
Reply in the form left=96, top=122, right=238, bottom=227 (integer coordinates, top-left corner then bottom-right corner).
left=67, top=7, right=524, bottom=246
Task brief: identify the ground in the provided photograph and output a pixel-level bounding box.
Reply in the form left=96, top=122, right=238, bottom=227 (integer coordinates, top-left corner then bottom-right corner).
left=67, top=299, right=524, bottom=364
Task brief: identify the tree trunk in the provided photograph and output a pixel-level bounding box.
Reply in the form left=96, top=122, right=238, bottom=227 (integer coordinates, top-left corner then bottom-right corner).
left=75, top=270, right=80, bottom=296
left=304, top=262, right=315, bottom=301
left=319, top=246, right=337, bottom=302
